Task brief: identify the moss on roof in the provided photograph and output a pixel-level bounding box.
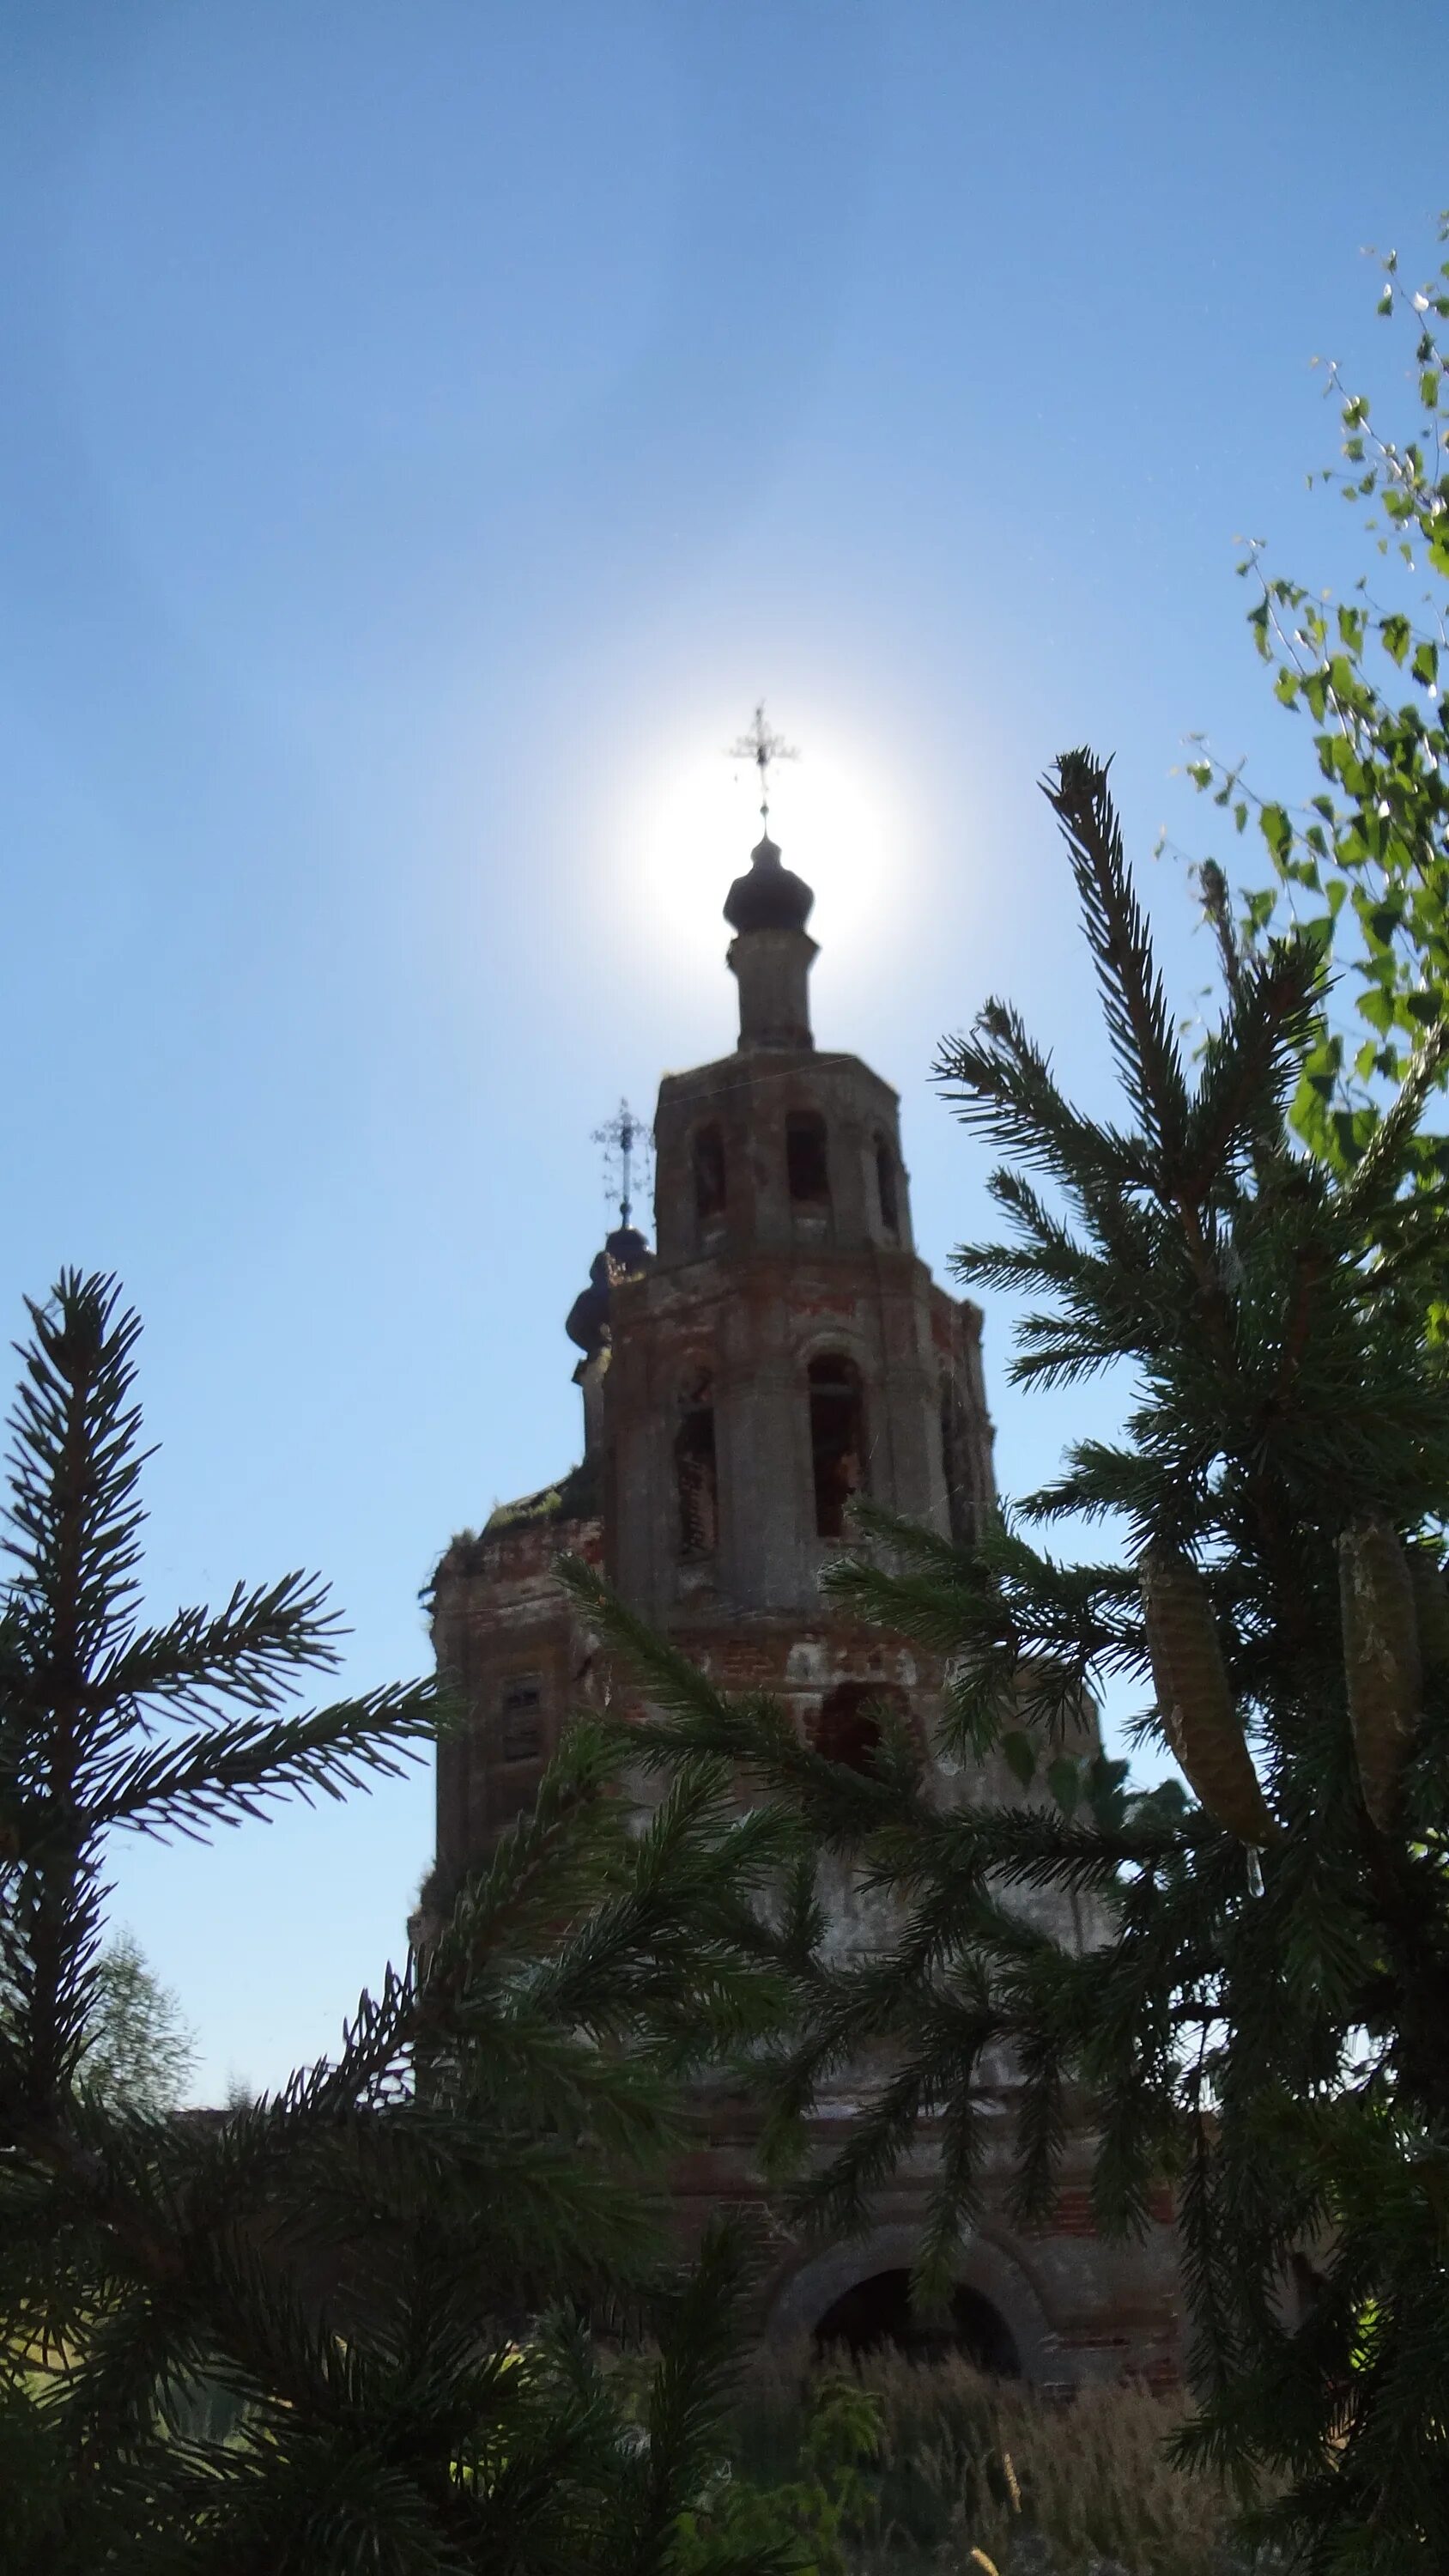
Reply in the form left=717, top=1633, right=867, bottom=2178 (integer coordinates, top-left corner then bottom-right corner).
left=484, top=1452, right=599, bottom=1534
left=421, top=1457, right=601, bottom=1601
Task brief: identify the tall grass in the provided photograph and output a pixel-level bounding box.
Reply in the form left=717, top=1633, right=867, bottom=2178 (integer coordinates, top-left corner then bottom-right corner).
left=733, top=2344, right=1271, bottom=2575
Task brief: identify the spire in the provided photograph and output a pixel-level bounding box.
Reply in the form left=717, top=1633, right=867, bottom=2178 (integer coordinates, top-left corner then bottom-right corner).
left=591, top=1098, right=652, bottom=1273
left=568, top=1103, right=652, bottom=1358
left=567, top=1104, right=653, bottom=1452
left=723, top=704, right=816, bottom=1050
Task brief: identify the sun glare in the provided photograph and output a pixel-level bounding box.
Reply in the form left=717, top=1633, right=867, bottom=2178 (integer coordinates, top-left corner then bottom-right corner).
left=623, top=720, right=915, bottom=975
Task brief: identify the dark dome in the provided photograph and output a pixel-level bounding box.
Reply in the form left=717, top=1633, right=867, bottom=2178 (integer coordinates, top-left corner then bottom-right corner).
left=723, top=833, right=815, bottom=935
left=566, top=1230, right=654, bottom=1356
left=565, top=1251, right=613, bottom=1357
left=605, top=1224, right=652, bottom=1275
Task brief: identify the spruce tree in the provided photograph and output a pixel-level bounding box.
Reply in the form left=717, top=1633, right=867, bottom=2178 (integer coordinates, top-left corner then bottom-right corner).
left=570, top=754, right=1449, bottom=2571
left=0, top=1273, right=794, bottom=2573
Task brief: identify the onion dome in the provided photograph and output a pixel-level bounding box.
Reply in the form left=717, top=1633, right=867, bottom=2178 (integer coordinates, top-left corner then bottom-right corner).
left=723, top=833, right=815, bottom=935
left=605, top=1224, right=652, bottom=1276
left=565, top=1230, right=654, bottom=1357
left=565, top=1251, right=613, bottom=1358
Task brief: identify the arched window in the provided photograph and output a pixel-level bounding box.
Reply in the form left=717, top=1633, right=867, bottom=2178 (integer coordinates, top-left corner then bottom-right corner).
left=808, top=1355, right=865, bottom=1537
left=675, top=1369, right=718, bottom=1558
left=693, top=1122, right=726, bottom=1222
left=500, top=1676, right=543, bottom=1764
left=809, top=1679, right=906, bottom=1774
left=939, top=1377, right=976, bottom=1547
left=875, top=1137, right=899, bottom=1237
left=786, top=1111, right=830, bottom=1207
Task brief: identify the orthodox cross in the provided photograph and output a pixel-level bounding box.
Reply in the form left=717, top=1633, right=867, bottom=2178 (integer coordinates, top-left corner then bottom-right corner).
left=728, top=701, right=797, bottom=834
left=591, top=1098, right=651, bottom=1231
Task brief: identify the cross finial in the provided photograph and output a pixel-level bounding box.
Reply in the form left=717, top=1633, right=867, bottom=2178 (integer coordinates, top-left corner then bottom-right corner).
left=728, top=701, right=797, bottom=832
left=591, top=1099, right=651, bottom=1231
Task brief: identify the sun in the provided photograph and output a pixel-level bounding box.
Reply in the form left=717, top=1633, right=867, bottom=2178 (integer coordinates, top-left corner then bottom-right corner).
left=622, top=714, right=914, bottom=975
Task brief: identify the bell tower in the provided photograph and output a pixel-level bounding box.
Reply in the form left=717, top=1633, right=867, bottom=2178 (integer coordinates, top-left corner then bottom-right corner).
left=428, top=753, right=994, bottom=1871
left=604, top=819, right=993, bottom=1631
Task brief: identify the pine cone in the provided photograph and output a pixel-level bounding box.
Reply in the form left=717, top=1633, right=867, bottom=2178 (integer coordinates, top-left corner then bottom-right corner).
left=1139, top=1549, right=1279, bottom=1846
left=1341, top=1518, right=1423, bottom=1833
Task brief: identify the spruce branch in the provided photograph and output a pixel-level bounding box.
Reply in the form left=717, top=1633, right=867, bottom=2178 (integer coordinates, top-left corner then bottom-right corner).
left=1044, top=749, right=1192, bottom=1164
left=84, top=1683, right=440, bottom=1842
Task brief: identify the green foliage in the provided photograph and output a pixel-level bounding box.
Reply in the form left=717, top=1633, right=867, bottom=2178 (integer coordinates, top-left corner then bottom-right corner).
left=673, top=2373, right=882, bottom=2576
left=76, top=1931, right=197, bottom=2115
left=1184, top=218, right=1449, bottom=1181
left=734, top=2343, right=1264, bottom=2576
left=0, top=1273, right=792, bottom=2573
left=567, top=757, right=1449, bottom=2571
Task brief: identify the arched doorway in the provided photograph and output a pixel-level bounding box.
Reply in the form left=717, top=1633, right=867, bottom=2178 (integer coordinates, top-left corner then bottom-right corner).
left=763, top=2224, right=1060, bottom=2384
left=812, top=2268, right=1021, bottom=2373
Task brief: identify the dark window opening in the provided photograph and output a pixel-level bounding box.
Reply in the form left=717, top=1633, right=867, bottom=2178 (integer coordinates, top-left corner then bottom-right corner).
left=875, top=1138, right=900, bottom=1236
left=676, top=1370, right=718, bottom=1559
left=809, top=1355, right=865, bottom=1537
left=939, top=1379, right=976, bottom=1548
left=786, top=1111, right=830, bottom=1206
left=810, top=1680, right=906, bottom=1775
left=813, top=2269, right=1021, bottom=2372
left=693, top=1123, right=726, bottom=1222
left=500, top=1677, right=543, bottom=1764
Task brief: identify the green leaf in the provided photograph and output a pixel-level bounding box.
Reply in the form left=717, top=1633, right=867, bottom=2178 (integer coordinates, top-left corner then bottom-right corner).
left=1259, top=802, right=1294, bottom=864
left=1331, top=1105, right=1376, bottom=1166
left=1357, top=984, right=1397, bottom=1035
left=1380, top=613, right=1412, bottom=666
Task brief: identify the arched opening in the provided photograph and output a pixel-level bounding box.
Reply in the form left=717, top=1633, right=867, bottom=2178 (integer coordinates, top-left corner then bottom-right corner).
left=786, top=1111, right=830, bottom=1208
left=808, top=1355, right=865, bottom=1537
left=939, top=1377, right=976, bottom=1548
left=809, top=1680, right=906, bottom=1775
left=693, top=1123, right=726, bottom=1223
left=813, top=2269, right=1021, bottom=2373
left=500, top=1676, right=543, bottom=1764
left=675, top=1369, right=718, bottom=1559
left=875, top=1136, right=900, bottom=1237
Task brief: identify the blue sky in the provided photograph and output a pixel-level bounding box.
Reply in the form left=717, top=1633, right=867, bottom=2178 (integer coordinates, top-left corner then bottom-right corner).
left=2, top=2, right=1443, bottom=2097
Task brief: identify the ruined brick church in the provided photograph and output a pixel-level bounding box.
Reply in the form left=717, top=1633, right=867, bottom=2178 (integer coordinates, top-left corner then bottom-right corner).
left=427, top=797, right=1180, bottom=2387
